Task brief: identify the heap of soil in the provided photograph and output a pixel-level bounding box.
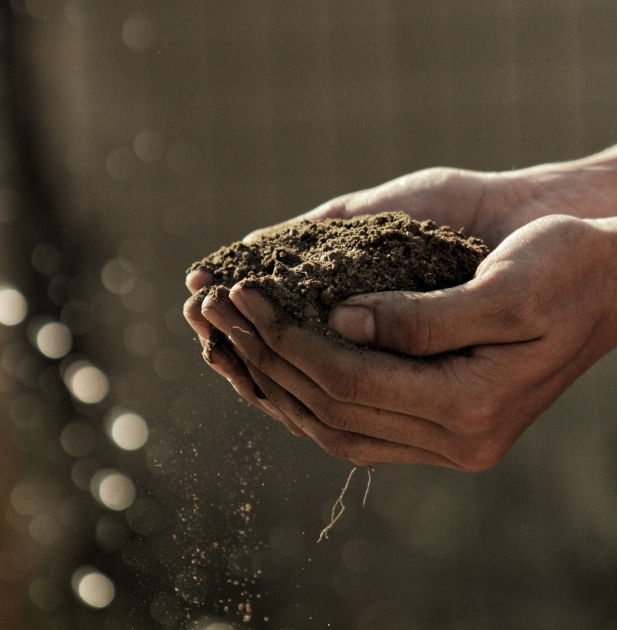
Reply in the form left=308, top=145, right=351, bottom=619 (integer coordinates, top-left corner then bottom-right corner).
left=188, top=212, right=489, bottom=348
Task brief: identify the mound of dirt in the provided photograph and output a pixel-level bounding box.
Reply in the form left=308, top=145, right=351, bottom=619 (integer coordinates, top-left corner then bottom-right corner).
left=188, top=211, right=488, bottom=350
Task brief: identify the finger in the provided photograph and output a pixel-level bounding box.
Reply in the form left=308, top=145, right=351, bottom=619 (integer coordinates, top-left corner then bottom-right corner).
left=207, top=290, right=476, bottom=465
left=239, top=362, right=309, bottom=439
left=328, top=262, right=544, bottom=356
left=200, top=292, right=309, bottom=438
left=304, top=169, right=489, bottom=230
left=186, top=269, right=213, bottom=295
left=246, top=366, right=462, bottom=468
left=204, top=334, right=306, bottom=436
left=184, top=292, right=214, bottom=341
left=229, top=285, right=468, bottom=423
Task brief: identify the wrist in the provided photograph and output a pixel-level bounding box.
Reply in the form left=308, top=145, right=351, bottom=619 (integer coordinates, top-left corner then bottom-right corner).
left=481, top=147, right=617, bottom=244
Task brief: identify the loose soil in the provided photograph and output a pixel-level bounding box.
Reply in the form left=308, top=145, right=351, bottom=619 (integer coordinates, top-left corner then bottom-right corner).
left=188, top=212, right=488, bottom=349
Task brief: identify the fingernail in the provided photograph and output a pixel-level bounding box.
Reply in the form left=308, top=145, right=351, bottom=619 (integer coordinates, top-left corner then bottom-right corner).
left=201, top=307, right=231, bottom=337
left=329, top=305, right=375, bottom=345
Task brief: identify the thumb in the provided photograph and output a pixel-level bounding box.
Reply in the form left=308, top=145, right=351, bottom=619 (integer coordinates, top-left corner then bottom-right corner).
left=328, top=277, right=542, bottom=356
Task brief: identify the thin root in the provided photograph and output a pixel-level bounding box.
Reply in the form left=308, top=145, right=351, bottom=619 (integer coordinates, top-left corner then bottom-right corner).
left=318, top=466, right=357, bottom=542
left=231, top=326, right=254, bottom=336
left=362, top=466, right=373, bottom=509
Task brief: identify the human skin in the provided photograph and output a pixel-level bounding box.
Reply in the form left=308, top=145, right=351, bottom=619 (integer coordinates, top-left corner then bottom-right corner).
left=184, top=146, right=617, bottom=471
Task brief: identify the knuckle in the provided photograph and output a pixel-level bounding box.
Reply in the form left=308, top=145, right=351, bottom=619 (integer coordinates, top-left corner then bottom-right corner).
left=266, top=331, right=284, bottom=355
left=457, top=398, right=500, bottom=434
left=256, top=320, right=285, bottom=354
left=494, top=287, right=542, bottom=334
left=478, top=265, right=547, bottom=338
left=380, top=295, right=446, bottom=357
left=253, top=345, right=276, bottom=374
left=404, top=302, right=441, bottom=356
left=315, top=401, right=356, bottom=432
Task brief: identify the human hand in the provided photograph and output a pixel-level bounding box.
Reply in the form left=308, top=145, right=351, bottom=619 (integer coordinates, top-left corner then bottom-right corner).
left=185, top=148, right=617, bottom=465
left=199, top=214, right=617, bottom=470
left=187, top=148, right=617, bottom=295
left=238, top=147, right=617, bottom=250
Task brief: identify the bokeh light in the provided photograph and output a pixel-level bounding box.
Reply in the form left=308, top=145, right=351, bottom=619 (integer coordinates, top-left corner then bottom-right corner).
left=134, top=129, right=164, bottom=162
left=111, top=412, right=149, bottom=451
left=119, top=237, right=154, bottom=273
left=124, top=321, right=157, bottom=357
left=122, top=16, right=155, bottom=52
left=72, top=567, right=115, bottom=609
left=28, top=577, right=61, bottom=611
left=120, top=277, right=155, bottom=312
left=0, top=287, right=27, bottom=325
left=9, top=393, right=44, bottom=430
left=166, top=303, right=190, bottom=336
left=24, top=0, right=57, bottom=21
left=126, top=498, right=164, bottom=536
left=95, top=514, right=127, bottom=551
left=150, top=593, right=182, bottom=626
left=90, top=469, right=136, bottom=511
left=106, top=147, right=136, bottom=181
left=31, top=243, right=60, bottom=275
left=64, top=361, right=109, bottom=403
left=64, top=0, right=86, bottom=28
left=101, top=257, right=136, bottom=294
left=71, top=458, right=99, bottom=491
left=36, top=321, right=72, bottom=359
left=10, top=480, right=56, bottom=516
left=29, top=513, right=62, bottom=546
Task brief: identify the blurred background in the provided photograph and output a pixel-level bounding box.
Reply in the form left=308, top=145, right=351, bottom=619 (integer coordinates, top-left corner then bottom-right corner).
left=0, top=1, right=617, bottom=629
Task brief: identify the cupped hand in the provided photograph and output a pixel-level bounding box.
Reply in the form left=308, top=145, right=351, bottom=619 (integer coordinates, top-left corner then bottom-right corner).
left=184, top=149, right=617, bottom=465
left=200, top=214, right=617, bottom=470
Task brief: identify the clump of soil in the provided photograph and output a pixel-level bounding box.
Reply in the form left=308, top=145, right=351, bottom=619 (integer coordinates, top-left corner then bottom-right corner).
left=188, top=212, right=488, bottom=348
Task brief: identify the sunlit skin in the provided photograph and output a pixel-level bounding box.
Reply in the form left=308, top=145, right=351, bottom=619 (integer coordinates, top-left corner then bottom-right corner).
left=185, top=146, right=617, bottom=471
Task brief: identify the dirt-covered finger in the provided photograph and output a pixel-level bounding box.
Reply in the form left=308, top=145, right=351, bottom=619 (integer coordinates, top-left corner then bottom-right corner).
left=186, top=269, right=214, bottom=295
left=249, top=369, right=463, bottom=468
left=205, top=342, right=292, bottom=427
left=229, top=286, right=471, bottom=425
left=184, top=292, right=214, bottom=341
left=245, top=363, right=309, bottom=438
left=221, top=314, right=460, bottom=455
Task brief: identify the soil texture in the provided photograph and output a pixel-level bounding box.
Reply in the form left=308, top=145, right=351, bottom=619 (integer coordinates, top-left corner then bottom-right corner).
left=188, top=212, right=489, bottom=349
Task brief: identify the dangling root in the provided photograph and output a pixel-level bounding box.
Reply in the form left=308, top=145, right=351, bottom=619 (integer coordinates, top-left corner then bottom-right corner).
left=363, top=466, right=373, bottom=508
left=317, top=466, right=374, bottom=542
left=318, top=467, right=357, bottom=542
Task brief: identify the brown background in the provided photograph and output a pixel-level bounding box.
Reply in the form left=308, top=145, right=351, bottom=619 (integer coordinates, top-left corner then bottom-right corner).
left=1, top=1, right=617, bottom=629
